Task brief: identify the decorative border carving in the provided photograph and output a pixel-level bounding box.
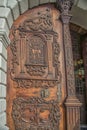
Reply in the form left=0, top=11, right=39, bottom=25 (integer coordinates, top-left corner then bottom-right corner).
left=10, top=33, right=19, bottom=79
left=26, top=65, right=47, bottom=76
left=53, top=34, right=60, bottom=66
left=15, top=79, right=59, bottom=88
left=63, top=25, right=75, bottom=96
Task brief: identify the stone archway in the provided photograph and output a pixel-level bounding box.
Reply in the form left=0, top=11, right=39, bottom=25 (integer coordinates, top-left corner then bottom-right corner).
left=0, top=0, right=81, bottom=130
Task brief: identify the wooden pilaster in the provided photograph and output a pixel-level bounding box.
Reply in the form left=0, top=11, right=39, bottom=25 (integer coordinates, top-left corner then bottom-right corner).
left=56, top=0, right=82, bottom=130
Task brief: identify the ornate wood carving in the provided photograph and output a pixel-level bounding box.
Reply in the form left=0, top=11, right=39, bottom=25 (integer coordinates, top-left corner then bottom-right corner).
left=63, top=24, right=76, bottom=96
left=56, top=0, right=74, bottom=15
left=63, top=19, right=81, bottom=130
left=7, top=5, right=64, bottom=130
left=10, top=32, right=19, bottom=78
left=12, top=97, right=60, bottom=130
left=26, top=35, right=47, bottom=65
left=25, top=35, right=47, bottom=76
left=66, top=106, right=80, bottom=130
left=19, top=8, right=53, bottom=32
left=56, top=1, right=81, bottom=130
left=10, top=7, right=61, bottom=82
left=26, top=66, right=46, bottom=76
left=57, top=0, right=75, bottom=96
left=16, top=79, right=58, bottom=88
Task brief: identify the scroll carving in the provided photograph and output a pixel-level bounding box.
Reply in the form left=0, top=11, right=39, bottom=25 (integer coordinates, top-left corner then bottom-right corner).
left=64, top=25, right=75, bottom=96
left=10, top=37, right=19, bottom=78
left=26, top=66, right=46, bottom=76
left=53, top=34, right=60, bottom=66
left=16, top=79, right=59, bottom=88
left=12, top=97, right=60, bottom=130
left=57, top=0, right=75, bottom=96
left=19, top=8, right=53, bottom=32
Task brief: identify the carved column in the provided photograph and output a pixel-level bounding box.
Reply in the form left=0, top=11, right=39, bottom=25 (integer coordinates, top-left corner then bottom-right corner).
left=56, top=0, right=81, bottom=130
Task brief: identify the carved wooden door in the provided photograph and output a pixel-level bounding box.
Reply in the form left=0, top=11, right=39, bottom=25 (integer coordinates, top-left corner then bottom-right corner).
left=7, top=4, right=65, bottom=130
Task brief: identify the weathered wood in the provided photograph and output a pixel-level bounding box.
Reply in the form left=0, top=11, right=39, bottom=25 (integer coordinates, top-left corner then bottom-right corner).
left=7, top=4, right=66, bottom=130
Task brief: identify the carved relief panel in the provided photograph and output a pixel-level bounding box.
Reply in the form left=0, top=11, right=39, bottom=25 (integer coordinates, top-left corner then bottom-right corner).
left=9, top=7, right=60, bottom=81
left=7, top=4, right=65, bottom=130
left=25, top=35, right=47, bottom=77
left=12, top=97, right=60, bottom=130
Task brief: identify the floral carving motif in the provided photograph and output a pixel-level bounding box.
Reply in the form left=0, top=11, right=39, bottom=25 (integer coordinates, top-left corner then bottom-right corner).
left=26, top=65, right=46, bottom=76
left=57, top=0, right=75, bottom=96
left=19, top=8, right=53, bottom=32
left=12, top=97, right=60, bottom=130
left=10, top=38, right=19, bottom=78
left=53, top=33, right=60, bottom=66
left=63, top=23, right=75, bottom=96
left=15, top=79, right=59, bottom=88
